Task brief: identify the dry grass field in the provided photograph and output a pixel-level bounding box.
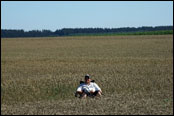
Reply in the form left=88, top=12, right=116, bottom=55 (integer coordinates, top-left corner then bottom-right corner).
left=1, top=35, right=173, bottom=115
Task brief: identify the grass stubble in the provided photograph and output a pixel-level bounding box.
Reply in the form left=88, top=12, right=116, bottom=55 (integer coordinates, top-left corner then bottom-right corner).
left=1, top=35, right=173, bottom=115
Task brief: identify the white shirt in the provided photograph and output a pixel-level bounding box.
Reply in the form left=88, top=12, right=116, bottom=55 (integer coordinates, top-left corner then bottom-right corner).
left=77, top=82, right=101, bottom=93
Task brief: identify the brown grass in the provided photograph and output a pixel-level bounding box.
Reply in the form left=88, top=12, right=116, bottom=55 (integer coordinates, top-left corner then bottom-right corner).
left=1, top=35, right=173, bottom=115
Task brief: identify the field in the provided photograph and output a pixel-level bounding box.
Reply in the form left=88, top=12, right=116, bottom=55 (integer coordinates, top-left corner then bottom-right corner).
left=1, top=35, right=173, bottom=115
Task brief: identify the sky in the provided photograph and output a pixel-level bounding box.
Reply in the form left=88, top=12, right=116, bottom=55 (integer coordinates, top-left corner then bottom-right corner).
left=1, top=1, right=173, bottom=31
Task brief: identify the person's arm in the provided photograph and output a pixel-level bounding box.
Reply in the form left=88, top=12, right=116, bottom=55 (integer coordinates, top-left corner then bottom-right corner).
left=76, top=84, right=83, bottom=93
left=75, top=84, right=83, bottom=97
left=93, top=83, right=102, bottom=93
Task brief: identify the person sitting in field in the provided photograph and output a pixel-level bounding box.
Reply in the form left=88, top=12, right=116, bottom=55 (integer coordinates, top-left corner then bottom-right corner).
left=75, top=74, right=102, bottom=98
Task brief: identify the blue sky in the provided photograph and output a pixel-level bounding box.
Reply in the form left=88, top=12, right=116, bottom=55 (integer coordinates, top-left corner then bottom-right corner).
left=1, top=1, right=173, bottom=31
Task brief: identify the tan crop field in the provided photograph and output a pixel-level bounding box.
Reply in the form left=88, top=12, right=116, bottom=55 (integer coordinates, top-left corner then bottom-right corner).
left=1, top=35, right=173, bottom=115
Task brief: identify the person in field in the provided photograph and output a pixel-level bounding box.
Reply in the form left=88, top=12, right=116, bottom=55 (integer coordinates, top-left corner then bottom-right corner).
left=75, top=74, right=102, bottom=98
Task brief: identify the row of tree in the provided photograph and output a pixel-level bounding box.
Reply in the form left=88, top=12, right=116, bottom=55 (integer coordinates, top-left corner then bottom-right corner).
left=1, top=26, right=173, bottom=38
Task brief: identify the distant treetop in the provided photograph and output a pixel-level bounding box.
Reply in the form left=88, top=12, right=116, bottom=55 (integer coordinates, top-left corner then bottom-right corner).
left=1, top=26, right=173, bottom=38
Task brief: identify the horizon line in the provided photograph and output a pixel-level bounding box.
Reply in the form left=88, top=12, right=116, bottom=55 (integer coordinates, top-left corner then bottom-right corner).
left=1, top=25, right=173, bottom=32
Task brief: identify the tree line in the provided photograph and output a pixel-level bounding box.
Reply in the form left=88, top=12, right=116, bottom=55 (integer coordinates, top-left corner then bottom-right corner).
left=1, top=26, right=173, bottom=38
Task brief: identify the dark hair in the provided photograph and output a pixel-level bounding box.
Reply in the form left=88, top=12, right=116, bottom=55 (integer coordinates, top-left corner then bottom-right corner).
left=85, top=76, right=90, bottom=80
